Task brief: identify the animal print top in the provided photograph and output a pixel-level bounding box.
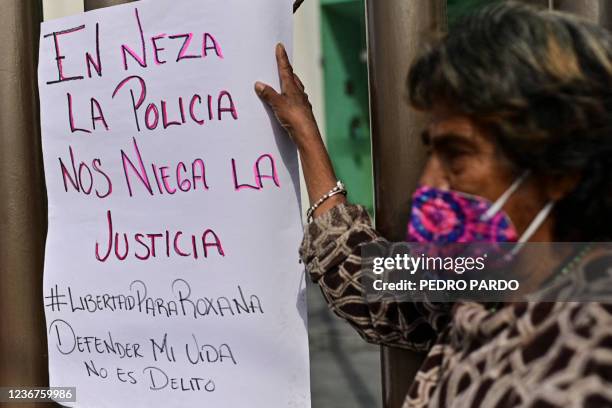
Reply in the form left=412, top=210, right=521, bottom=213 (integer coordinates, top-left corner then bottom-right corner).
left=299, top=203, right=612, bottom=408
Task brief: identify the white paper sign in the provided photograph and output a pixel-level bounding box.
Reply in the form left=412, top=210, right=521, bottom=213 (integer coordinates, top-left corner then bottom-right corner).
left=38, top=1, right=310, bottom=407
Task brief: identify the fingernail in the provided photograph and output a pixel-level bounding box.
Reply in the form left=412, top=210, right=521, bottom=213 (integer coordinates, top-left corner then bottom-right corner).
left=255, top=82, right=265, bottom=95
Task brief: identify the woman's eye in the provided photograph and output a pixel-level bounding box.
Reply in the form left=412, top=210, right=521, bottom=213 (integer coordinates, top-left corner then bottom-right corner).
left=441, top=150, right=469, bottom=173
left=442, top=148, right=467, bottom=162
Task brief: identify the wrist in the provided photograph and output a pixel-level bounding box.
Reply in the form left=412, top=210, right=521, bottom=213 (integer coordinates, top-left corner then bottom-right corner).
left=306, top=180, right=347, bottom=222
left=292, top=123, right=323, bottom=149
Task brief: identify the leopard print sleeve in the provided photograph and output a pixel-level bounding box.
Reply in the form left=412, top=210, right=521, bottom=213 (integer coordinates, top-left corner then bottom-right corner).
left=299, top=203, right=449, bottom=351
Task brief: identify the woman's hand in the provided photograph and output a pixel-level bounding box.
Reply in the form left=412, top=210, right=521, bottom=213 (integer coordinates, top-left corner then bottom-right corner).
left=255, top=43, right=346, bottom=219
left=255, top=43, right=320, bottom=148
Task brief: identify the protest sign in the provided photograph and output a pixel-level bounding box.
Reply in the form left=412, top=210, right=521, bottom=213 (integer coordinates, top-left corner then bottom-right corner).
left=38, top=0, right=310, bottom=406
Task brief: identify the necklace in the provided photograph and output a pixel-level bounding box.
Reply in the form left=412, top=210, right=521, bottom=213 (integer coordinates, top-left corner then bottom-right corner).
left=558, top=243, right=593, bottom=277
left=487, top=244, right=593, bottom=312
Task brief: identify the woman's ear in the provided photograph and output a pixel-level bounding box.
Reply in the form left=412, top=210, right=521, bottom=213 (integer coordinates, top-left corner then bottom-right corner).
left=543, top=172, right=582, bottom=201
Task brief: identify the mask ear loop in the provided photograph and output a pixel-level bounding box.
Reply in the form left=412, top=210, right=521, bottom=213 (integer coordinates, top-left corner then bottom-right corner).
left=481, top=170, right=531, bottom=221
left=507, top=200, right=555, bottom=257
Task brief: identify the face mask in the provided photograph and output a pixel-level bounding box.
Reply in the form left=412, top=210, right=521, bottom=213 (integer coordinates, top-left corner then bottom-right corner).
left=407, top=171, right=554, bottom=252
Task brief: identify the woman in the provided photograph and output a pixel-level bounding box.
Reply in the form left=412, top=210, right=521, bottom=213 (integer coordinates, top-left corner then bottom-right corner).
left=256, top=3, right=612, bottom=407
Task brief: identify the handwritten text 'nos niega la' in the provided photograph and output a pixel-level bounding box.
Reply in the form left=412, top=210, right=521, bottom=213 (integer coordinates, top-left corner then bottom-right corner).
left=42, top=8, right=283, bottom=263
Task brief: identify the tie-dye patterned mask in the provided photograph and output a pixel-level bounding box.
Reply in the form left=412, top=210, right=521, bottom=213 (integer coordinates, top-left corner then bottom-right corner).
left=407, top=186, right=518, bottom=243
left=407, top=172, right=554, bottom=247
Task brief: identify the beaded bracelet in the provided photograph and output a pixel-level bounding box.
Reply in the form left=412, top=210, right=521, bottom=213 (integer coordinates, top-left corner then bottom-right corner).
left=306, top=180, right=347, bottom=222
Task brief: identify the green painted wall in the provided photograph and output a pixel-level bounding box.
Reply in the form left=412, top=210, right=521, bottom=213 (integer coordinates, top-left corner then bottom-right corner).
left=320, top=0, right=372, bottom=214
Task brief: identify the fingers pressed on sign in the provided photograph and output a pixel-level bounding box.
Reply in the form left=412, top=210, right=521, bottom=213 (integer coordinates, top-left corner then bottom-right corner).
left=276, top=43, right=295, bottom=94
left=255, top=82, right=281, bottom=107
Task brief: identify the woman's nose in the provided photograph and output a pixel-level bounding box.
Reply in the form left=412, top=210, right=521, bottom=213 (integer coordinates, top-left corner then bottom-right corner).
left=419, top=155, right=450, bottom=190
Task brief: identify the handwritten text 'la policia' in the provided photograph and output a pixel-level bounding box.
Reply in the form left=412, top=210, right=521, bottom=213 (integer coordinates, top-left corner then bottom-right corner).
left=42, top=8, right=281, bottom=263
